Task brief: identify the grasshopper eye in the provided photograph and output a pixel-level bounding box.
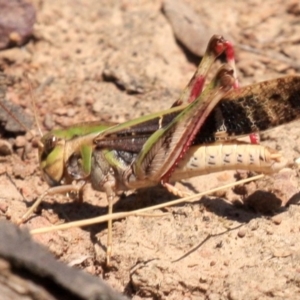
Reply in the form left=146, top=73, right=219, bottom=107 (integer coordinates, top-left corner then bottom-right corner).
left=44, top=135, right=58, bottom=155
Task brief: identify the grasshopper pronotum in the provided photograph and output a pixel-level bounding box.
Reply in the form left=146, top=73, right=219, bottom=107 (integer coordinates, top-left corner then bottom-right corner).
left=2, top=35, right=300, bottom=265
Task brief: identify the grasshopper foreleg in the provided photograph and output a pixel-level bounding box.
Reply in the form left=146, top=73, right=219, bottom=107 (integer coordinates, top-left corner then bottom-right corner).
left=18, top=184, right=84, bottom=224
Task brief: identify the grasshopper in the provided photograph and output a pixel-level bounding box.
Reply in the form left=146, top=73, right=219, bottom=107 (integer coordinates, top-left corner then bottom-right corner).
left=2, top=35, right=300, bottom=265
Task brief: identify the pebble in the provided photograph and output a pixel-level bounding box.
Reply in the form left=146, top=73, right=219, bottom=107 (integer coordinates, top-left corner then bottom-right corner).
left=237, top=229, right=246, bottom=238
left=67, top=108, right=76, bottom=117
left=0, top=203, right=8, bottom=213
left=0, top=0, right=36, bottom=50
left=271, top=215, right=282, bottom=225
left=43, top=113, right=55, bottom=130
left=162, top=0, right=217, bottom=56
left=14, top=135, right=27, bottom=148
left=294, top=156, right=300, bottom=166
left=0, top=139, right=13, bottom=156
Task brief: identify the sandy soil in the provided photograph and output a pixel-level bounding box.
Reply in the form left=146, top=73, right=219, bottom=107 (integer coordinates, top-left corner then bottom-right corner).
left=1, top=0, right=300, bottom=299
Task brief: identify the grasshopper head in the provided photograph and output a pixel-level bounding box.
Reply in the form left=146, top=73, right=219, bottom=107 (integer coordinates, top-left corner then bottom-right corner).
left=38, top=132, right=66, bottom=187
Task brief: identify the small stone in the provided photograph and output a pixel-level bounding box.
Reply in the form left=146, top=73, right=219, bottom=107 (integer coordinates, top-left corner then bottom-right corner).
left=199, top=275, right=207, bottom=283
left=274, top=63, right=290, bottom=73
left=92, top=100, right=102, bottom=113
left=272, top=249, right=292, bottom=258
left=43, top=113, right=55, bottom=130
left=0, top=203, right=8, bottom=213
left=287, top=2, right=300, bottom=15
left=249, top=221, right=259, bottom=231
left=54, top=108, right=68, bottom=116
left=237, top=229, right=246, bottom=238
left=84, top=265, right=96, bottom=275
left=0, top=0, right=36, bottom=50
left=295, top=156, right=300, bottom=166
left=12, top=164, right=26, bottom=179
left=198, top=283, right=209, bottom=292
left=14, top=135, right=27, bottom=148
left=5, top=209, right=11, bottom=219
left=271, top=215, right=282, bottom=225
left=9, top=31, right=22, bottom=44
left=162, top=0, right=233, bottom=56
left=67, top=108, right=76, bottom=117
left=0, top=139, right=13, bottom=156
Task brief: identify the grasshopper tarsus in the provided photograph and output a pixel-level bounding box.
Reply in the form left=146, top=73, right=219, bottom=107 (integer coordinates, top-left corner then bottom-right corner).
left=163, top=182, right=190, bottom=198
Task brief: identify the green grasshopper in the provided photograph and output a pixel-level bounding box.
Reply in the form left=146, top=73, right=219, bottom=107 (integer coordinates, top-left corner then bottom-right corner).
left=3, top=35, right=300, bottom=265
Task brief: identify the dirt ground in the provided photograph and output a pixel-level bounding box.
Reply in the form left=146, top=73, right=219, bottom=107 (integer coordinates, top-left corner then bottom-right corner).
left=1, top=0, right=300, bottom=299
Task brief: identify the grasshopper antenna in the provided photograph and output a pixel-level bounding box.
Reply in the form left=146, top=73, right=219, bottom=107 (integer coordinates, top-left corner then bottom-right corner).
left=26, top=74, right=43, bottom=138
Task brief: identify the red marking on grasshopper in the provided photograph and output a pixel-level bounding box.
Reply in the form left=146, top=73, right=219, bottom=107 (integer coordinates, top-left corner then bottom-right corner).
left=250, top=133, right=260, bottom=144
left=224, top=41, right=235, bottom=61
left=189, top=39, right=238, bottom=104
left=189, top=77, right=205, bottom=103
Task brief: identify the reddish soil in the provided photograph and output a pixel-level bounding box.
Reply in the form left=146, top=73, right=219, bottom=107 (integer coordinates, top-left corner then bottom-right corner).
left=1, top=0, right=300, bottom=299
